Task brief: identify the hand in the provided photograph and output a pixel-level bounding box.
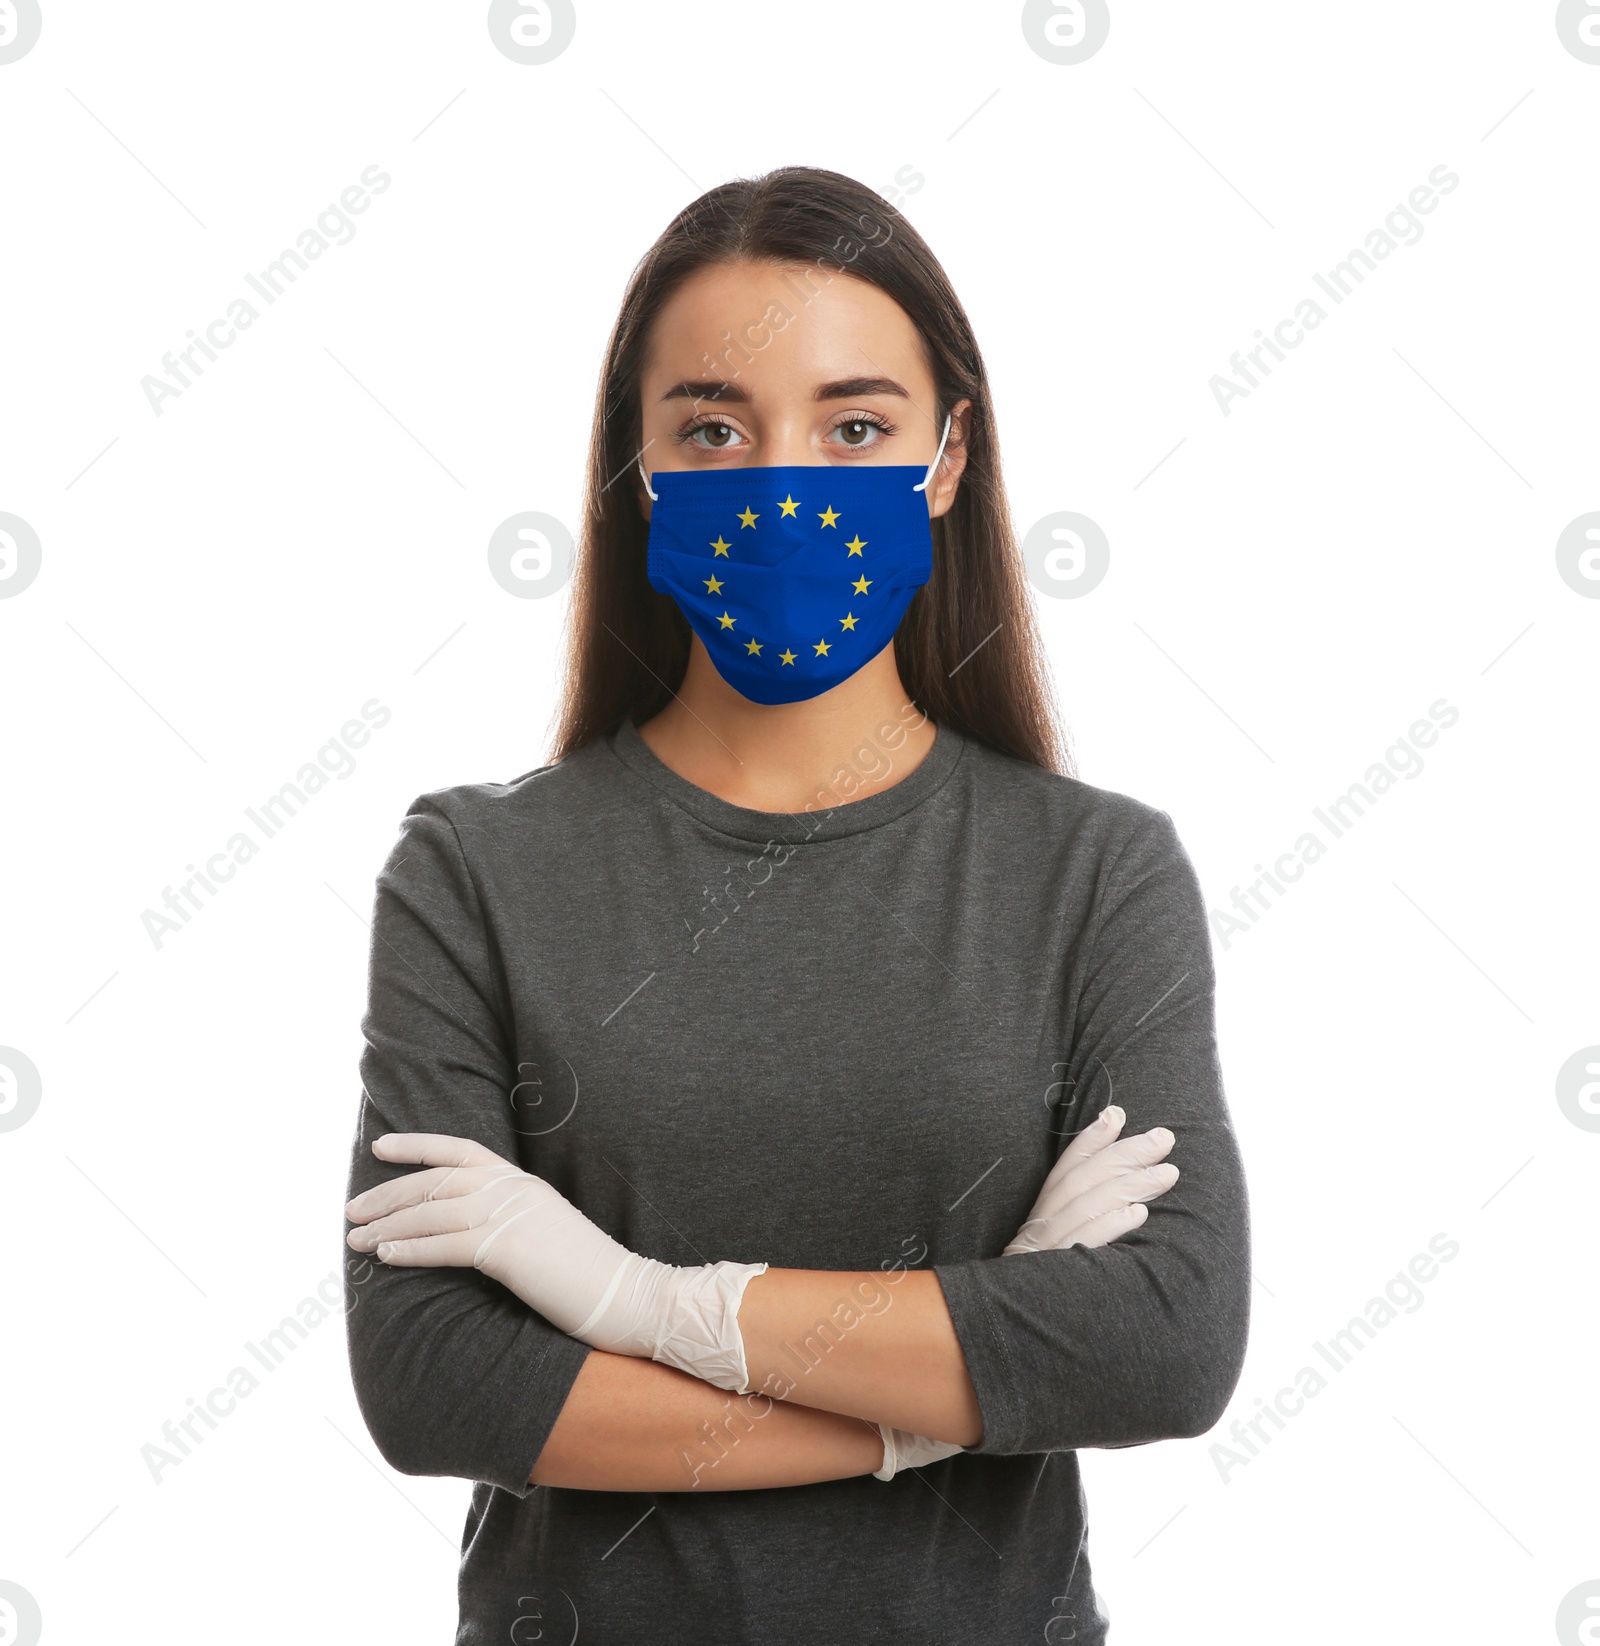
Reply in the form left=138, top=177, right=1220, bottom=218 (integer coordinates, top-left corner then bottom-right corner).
left=877, top=1106, right=1179, bottom=1481
left=344, top=1134, right=768, bottom=1391
left=1004, top=1104, right=1178, bottom=1255
left=345, top=1134, right=630, bottom=1332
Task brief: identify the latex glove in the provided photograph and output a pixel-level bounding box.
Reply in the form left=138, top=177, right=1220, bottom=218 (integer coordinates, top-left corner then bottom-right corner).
left=1004, top=1103, right=1178, bottom=1254
left=874, top=1425, right=968, bottom=1481
left=345, top=1134, right=768, bottom=1393
left=875, top=1106, right=1178, bottom=1481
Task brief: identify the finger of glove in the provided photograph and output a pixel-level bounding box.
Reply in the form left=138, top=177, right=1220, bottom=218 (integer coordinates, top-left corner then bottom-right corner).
left=1026, top=1128, right=1174, bottom=1225
left=1007, top=1199, right=1151, bottom=1256
left=367, top=1226, right=485, bottom=1268
left=1061, top=1201, right=1150, bottom=1251
left=1043, top=1124, right=1173, bottom=1198
left=1050, top=1105, right=1127, bottom=1175
left=1026, top=1162, right=1178, bottom=1247
left=347, top=1189, right=500, bottom=1252
left=345, top=1162, right=523, bottom=1223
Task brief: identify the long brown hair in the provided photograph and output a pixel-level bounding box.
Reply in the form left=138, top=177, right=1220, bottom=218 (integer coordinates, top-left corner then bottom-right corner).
left=549, top=165, right=1072, bottom=776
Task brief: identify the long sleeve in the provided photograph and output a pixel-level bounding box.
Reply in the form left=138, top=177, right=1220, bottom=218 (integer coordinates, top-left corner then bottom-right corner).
left=341, top=796, right=592, bottom=1495
left=328, top=726, right=1238, bottom=1635
left=933, top=808, right=1251, bottom=1456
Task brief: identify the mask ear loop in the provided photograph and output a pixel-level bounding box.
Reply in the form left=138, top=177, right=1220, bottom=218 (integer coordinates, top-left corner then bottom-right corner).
left=637, top=452, right=658, bottom=501
left=912, top=412, right=954, bottom=493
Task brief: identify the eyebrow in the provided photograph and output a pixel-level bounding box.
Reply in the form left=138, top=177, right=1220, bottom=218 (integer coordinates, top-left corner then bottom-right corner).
left=657, top=375, right=911, bottom=405
left=660, top=380, right=750, bottom=403
left=812, top=376, right=910, bottom=402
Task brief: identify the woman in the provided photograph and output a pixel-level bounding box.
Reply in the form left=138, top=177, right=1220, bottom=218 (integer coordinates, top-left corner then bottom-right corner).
left=342, top=166, right=1250, bottom=1644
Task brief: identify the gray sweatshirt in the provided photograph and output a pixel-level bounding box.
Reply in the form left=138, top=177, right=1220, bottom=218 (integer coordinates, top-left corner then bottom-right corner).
left=342, top=715, right=1251, bottom=1644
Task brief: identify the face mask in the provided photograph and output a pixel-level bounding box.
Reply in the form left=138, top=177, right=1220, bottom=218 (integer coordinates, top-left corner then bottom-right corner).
left=640, top=414, right=952, bottom=706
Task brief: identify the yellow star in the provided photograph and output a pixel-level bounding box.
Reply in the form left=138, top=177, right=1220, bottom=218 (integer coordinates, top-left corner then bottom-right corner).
left=745, top=638, right=763, bottom=655
left=818, top=506, right=840, bottom=529
left=703, top=573, right=724, bottom=593
left=813, top=638, right=831, bottom=656
left=710, top=536, right=731, bottom=556
left=778, top=494, right=800, bottom=517
left=717, top=611, right=736, bottom=630
left=839, top=613, right=857, bottom=631
left=738, top=507, right=759, bottom=529
left=852, top=575, right=871, bottom=594
left=779, top=649, right=797, bottom=665
left=845, top=535, right=866, bottom=555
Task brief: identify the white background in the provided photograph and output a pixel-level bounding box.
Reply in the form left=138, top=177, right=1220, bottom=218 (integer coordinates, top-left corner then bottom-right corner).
left=2, top=2, right=1596, bottom=1641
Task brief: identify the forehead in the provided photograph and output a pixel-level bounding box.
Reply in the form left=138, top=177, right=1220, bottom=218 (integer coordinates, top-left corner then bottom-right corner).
left=641, top=259, right=932, bottom=394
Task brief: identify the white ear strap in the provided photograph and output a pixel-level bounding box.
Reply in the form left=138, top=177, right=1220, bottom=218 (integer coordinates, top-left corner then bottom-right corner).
left=637, top=452, right=658, bottom=501
left=912, top=412, right=954, bottom=492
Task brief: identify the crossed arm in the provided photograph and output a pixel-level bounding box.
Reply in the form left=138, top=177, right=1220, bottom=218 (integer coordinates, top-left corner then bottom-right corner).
left=527, top=1281, right=959, bottom=1493
left=344, top=801, right=1249, bottom=1496
left=344, top=1108, right=1178, bottom=1492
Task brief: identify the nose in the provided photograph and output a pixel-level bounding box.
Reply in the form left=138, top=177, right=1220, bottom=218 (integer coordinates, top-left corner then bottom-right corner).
left=762, top=419, right=821, bottom=468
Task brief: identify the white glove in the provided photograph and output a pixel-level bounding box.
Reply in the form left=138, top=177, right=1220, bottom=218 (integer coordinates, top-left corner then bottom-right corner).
left=1005, top=1103, right=1178, bottom=1254
left=874, top=1105, right=1179, bottom=1480
left=874, top=1425, right=967, bottom=1481
left=345, top=1134, right=768, bottom=1392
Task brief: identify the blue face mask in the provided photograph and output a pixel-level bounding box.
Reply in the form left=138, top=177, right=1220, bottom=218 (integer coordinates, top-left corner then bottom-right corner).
left=640, top=415, right=952, bottom=706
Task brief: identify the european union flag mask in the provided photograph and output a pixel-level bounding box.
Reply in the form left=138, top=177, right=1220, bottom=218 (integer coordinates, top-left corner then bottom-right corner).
left=640, top=414, right=952, bottom=706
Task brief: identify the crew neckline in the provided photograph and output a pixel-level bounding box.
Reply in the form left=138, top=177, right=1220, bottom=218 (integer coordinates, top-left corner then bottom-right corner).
left=606, top=714, right=967, bottom=844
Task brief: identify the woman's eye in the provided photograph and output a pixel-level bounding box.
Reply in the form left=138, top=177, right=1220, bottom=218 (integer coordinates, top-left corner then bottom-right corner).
left=833, top=419, right=880, bottom=448
left=691, top=423, right=740, bottom=449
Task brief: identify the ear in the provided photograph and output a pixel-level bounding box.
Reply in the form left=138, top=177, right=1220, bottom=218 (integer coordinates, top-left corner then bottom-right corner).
left=924, top=398, right=973, bottom=521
